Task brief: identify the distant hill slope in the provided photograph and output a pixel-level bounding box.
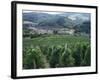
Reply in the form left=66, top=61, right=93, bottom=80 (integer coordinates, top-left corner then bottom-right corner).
left=23, top=11, right=91, bottom=34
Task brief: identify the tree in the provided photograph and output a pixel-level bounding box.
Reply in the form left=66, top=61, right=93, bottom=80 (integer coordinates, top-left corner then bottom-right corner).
left=80, top=21, right=90, bottom=34
left=53, top=30, right=58, bottom=34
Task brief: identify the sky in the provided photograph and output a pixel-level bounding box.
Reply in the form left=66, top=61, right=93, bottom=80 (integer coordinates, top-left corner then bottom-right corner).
left=23, top=10, right=63, bottom=14
left=23, top=10, right=90, bottom=21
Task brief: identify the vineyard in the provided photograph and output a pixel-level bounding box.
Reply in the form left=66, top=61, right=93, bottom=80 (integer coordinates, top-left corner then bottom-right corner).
left=23, top=35, right=91, bottom=69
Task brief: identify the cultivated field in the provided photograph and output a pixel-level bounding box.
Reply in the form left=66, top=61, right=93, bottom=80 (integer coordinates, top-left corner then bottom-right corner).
left=23, top=34, right=91, bottom=69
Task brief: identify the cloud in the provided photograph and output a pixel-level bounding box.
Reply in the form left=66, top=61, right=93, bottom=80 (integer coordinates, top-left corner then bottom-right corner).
left=23, top=10, right=63, bottom=15
left=43, top=12, right=62, bottom=15
left=68, top=14, right=90, bottom=21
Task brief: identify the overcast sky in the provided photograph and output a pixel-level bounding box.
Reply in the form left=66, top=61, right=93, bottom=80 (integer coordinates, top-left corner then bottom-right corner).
left=23, top=10, right=64, bottom=14
left=23, top=10, right=90, bottom=20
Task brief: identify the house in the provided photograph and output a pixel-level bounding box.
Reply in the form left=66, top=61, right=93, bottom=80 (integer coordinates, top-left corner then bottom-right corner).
left=23, top=21, right=75, bottom=35
left=57, top=28, right=75, bottom=35
left=23, top=21, right=38, bottom=28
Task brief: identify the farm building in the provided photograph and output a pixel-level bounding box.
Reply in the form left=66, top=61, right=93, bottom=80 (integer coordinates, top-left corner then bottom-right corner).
left=57, top=28, right=75, bottom=35
left=23, top=21, right=75, bottom=35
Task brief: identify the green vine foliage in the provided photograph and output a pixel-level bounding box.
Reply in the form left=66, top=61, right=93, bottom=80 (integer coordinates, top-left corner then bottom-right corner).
left=23, top=42, right=90, bottom=69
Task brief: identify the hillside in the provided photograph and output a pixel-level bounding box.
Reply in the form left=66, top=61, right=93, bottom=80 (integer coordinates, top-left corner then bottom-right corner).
left=23, top=11, right=91, bottom=34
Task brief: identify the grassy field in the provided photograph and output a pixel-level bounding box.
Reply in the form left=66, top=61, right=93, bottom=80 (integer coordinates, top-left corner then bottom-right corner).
left=23, top=34, right=90, bottom=47
left=23, top=34, right=91, bottom=69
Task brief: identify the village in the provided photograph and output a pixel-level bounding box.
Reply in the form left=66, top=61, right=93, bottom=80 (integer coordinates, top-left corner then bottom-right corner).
left=23, top=21, right=75, bottom=35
